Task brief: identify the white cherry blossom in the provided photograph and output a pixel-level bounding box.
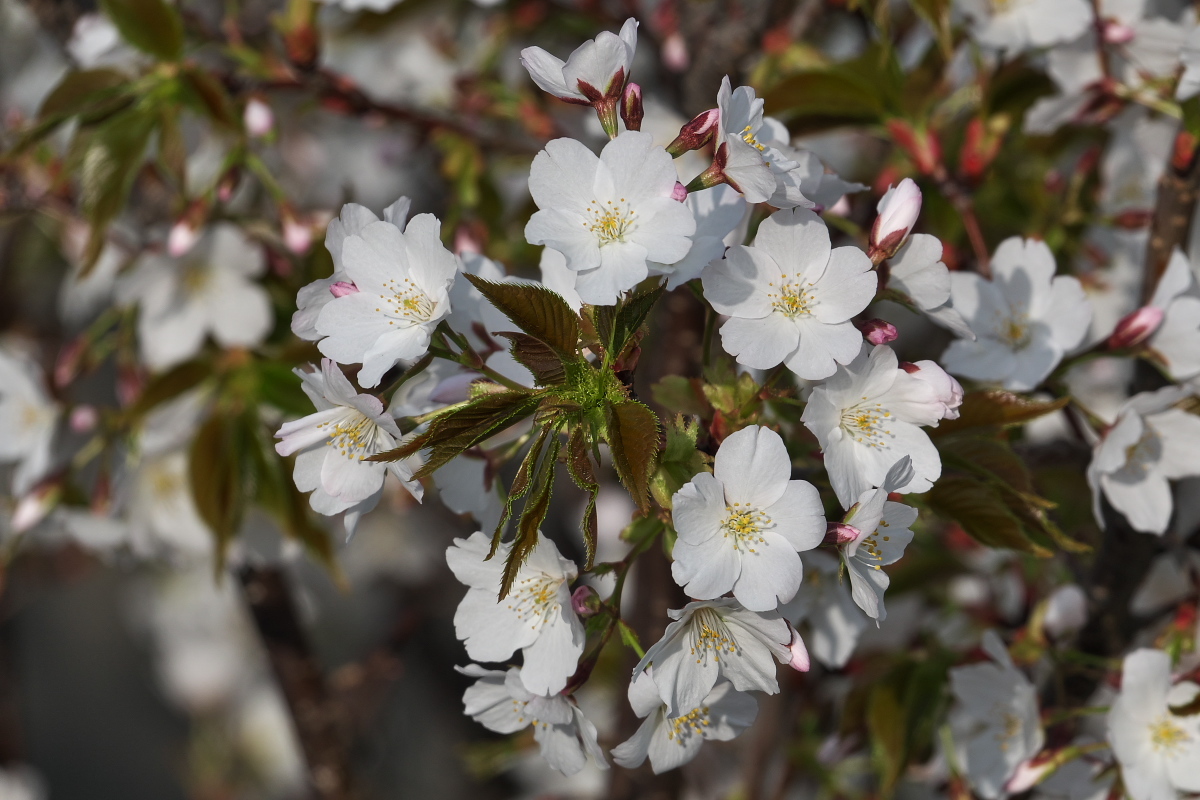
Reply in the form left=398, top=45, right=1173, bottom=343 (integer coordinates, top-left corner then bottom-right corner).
left=1145, top=249, right=1200, bottom=381
left=887, top=233, right=974, bottom=339
left=713, top=78, right=815, bottom=207
left=779, top=550, right=868, bottom=669
left=1108, top=649, right=1200, bottom=800
left=650, top=184, right=746, bottom=290
left=315, top=213, right=459, bottom=387
left=611, top=672, right=757, bottom=774
left=1087, top=386, right=1200, bottom=535
left=949, top=631, right=1045, bottom=800
left=958, top=0, right=1091, bottom=54
left=634, top=597, right=790, bottom=717
left=458, top=665, right=607, bottom=776
left=942, top=237, right=1092, bottom=392
left=670, top=425, right=825, bottom=611
left=838, top=457, right=919, bottom=622
left=274, top=359, right=422, bottom=534
left=701, top=207, right=876, bottom=380
left=0, top=349, right=57, bottom=496
left=525, top=131, right=696, bottom=305
left=122, top=224, right=272, bottom=371
left=446, top=530, right=584, bottom=695
left=801, top=345, right=949, bottom=507
left=292, top=196, right=411, bottom=341
left=520, top=18, right=637, bottom=104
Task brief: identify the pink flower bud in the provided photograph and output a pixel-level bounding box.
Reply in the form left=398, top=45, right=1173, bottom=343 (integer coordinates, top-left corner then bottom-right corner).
left=571, top=585, right=601, bottom=617
left=620, top=82, right=643, bottom=132
left=662, top=31, right=689, bottom=72
left=787, top=624, right=811, bottom=672
left=453, top=226, right=483, bottom=255
left=329, top=281, right=360, bottom=298
left=244, top=97, right=275, bottom=138
left=1043, top=584, right=1088, bottom=638
left=283, top=216, right=312, bottom=255
left=13, top=479, right=60, bottom=533
left=69, top=405, right=99, bottom=434
left=902, top=360, right=963, bottom=421
left=860, top=319, right=898, bottom=345
left=168, top=219, right=201, bottom=258
left=671, top=182, right=688, bottom=202
left=667, top=108, right=719, bottom=157
left=824, top=521, right=861, bottom=545
left=1004, top=756, right=1053, bottom=794
left=1102, top=20, right=1136, bottom=44
left=869, top=178, right=922, bottom=260
left=1107, top=305, right=1163, bottom=350
left=54, top=338, right=86, bottom=389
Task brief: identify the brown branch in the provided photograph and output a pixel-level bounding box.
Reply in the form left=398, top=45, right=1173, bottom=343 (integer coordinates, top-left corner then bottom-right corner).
left=237, top=566, right=356, bottom=800
left=1140, top=129, right=1200, bottom=303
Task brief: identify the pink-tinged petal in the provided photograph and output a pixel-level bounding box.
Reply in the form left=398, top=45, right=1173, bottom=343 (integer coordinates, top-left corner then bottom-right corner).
left=861, top=319, right=898, bottom=345
left=329, top=281, right=359, bottom=298
left=786, top=625, right=811, bottom=672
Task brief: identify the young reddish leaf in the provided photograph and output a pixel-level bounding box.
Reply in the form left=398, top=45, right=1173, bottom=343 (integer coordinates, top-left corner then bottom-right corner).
left=489, top=423, right=554, bottom=557
left=934, top=391, right=1069, bottom=435
left=189, top=413, right=248, bottom=572
left=566, top=426, right=600, bottom=569
left=497, top=332, right=567, bottom=386
left=925, top=475, right=1052, bottom=557
left=462, top=274, right=581, bottom=357
left=38, top=69, right=131, bottom=122
left=499, top=436, right=560, bottom=600
left=605, top=400, right=661, bottom=513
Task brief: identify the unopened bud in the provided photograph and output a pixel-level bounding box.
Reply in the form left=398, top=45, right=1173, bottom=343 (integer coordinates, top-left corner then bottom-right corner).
left=620, top=82, right=643, bottom=132
left=1112, top=209, right=1152, bottom=229
left=1107, top=306, right=1164, bottom=350
left=329, top=281, right=359, bottom=298
left=860, top=319, right=898, bottom=345
left=885, top=119, right=942, bottom=176
left=13, top=479, right=61, bottom=533
left=168, top=199, right=210, bottom=258
left=662, top=31, right=689, bottom=72
left=69, top=405, right=99, bottom=434
left=1102, top=20, right=1136, bottom=44
left=54, top=338, right=86, bottom=389
left=1043, top=584, right=1088, bottom=638
left=244, top=97, right=275, bottom=138
left=901, top=360, right=963, bottom=421
left=869, top=178, right=922, bottom=261
left=571, top=585, right=602, bottom=617
left=786, top=624, right=811, bottom=672
left=667, top=108, right=719, bottom=158
left=282, top=209, right=312, bottom=254
left=671, top=182, right=688, bottom=202
left=824, top=522, right=861, bottom=545
left=217, top=166, right=242, bottom=203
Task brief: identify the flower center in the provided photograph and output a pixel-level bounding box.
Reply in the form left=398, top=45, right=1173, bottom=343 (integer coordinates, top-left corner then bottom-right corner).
left=584, top=198, right=636, bottom=245
left=994, top=710, right=1022, bottom=751
left=378, top=277, right=436, bottom=323
left=840, top=400, right=893, bottom=449
left=1123, top=428, right=1161, bottom=476
left=722, top=502, right=772, bottom=552
left=317, top=410, right=387, bottom=462
left=149, top=464, right=183, bottom=499
left=767, top=276, right=816, bottom=318
left=996, top=310, right=1032, bottom=349
left=667, top=705, right=712, bottom=744
left=1149, top=716, right=1191, bottom=755
left=740, top=124, right=766, bottom=153
left=854, top=533, right=885, bottom=572
left=689, top=608, right=738, bottom=665
left=506, top=574, right=563, bottom=631
left=510, top=698, right=550, bottom=729
left=181, top=263, right=212, bottom=296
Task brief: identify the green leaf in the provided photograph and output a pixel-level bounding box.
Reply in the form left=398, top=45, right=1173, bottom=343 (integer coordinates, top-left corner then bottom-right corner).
left=125, top=359, right=210, bottom=419
left=566, top=426, right=600, bottom=569
left=498, top=332, right=567, bottom=386
left=38, top=68, right=131, bottom=122
left=189, top=413, right=249, bottom=571
left=867, top=681, right=907, bottom=796
left=925, top=475, right=1052, bottom=556
left=605, top=400, right=661, bottom=512
left=934, top=391, right=1069, bottom=435
left=499, top=435, right=560, bottom=600
left=617, top=619, right=645, bottom=658
left=761, top=45, right=900, bottom=135
left=463, top=274, right=581, bottom=358
left=650, top=376, right=711, bottom=418
left=256, top=362, right=315, bottom=418
left=71, top=110, right=156, bottom=270
left=650, top=415, right=709, bottom=510
left=100, top=0, right=184, bottom=61
left=490, top=422, right=553, bottom=555
left=602, top=282, right=665, bottom=362
left=369, top=389, right=539, bottom=464
left=177, top=68, right=239, bottom=129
